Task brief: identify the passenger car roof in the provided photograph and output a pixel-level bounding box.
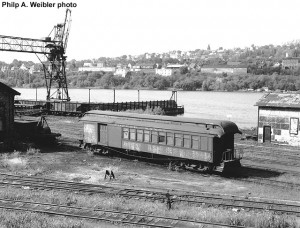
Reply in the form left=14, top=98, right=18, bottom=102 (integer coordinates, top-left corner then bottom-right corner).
left=80, top=111, right=241, bottom=137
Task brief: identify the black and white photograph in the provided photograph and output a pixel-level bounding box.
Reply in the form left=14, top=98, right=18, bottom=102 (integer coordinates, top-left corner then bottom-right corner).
left=0, top=0, right=299, bottom=227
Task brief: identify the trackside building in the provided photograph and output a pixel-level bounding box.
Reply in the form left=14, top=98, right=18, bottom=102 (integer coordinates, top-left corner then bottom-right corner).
left=255, top=93, right=300, bottom=146
left=0, top=82, right=20, bottom=143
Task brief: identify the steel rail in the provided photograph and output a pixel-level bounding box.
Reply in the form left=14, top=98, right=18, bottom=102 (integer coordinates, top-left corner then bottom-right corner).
left=0, top=173, right=299, bottom=217
left=0, top=198, right=247, bottom=228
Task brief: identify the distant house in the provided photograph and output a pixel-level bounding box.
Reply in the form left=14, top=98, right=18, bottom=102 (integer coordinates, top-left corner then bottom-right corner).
left=132, top=65, right=141, bottom=72
left=139, top=63, right=155, bottom=69
left=29, top=65, right=41, bottom=74
left=78, top=61, right=114, bottom=72
left=11, top=66, right=19, bottom=71
left=1, top=66, right=8, bottom=72
left=141, top=69, right=156, bottom=74
left=201, top=65, right=247, bottom=74
left=255, top=93, right=300, bottom=146
left=114, top=68, right=128, bottom=77
left=282, top=58, right=300, bottom=71
left=145, top=53, right=151, bottom=59
left=155, top=68, right=173, bottom=77
left=20, top=63, right=30, bottom=71
left=83, top=62, right=93, bottom=67
left=97, top=62, right=105, bottom=68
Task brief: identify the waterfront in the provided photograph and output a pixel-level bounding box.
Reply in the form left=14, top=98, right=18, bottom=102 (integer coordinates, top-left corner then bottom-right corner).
left=14, top=88, right=264, bottom=128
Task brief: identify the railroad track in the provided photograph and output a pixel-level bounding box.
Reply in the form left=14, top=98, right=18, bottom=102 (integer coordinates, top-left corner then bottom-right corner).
left=235, top=142, right=300, bottom=153
left=0, top=198, right=246, bottom=228
left=0, top=173, right=299, bottom=217
left=237, top=177, right=300, bottom=190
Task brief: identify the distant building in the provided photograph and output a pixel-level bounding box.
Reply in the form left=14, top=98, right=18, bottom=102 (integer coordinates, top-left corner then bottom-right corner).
left=255, top=93, right=300, bottom=146
left=97, top=62, right=105, bottom=68
left=20, top=63, right=30, bottom=71
left=83, top=62, right=93, bottom=67
left=166, top=64, right=186, bottom=69
left=139, top=63, right=155, bottom=69
left=201, top=65, right=247, bottom=74
left=282, top=58, right=300, bottom=71
left=114, top=68, right=128, bottom=77
left=145, top=53, right=151, bottom=59
left=78, top=65, right=115, bottom=72
left=141, top=69, right=156, bottom=74
left=11, top=66, right=19, bottom=71
left=1, top=66, right=8, bottom=72
left=155, top=68, right=173, bottom=77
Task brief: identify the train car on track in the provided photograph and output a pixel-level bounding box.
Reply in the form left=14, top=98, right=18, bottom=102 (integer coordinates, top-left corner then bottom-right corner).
left=80, top=111, right=242, bottom=172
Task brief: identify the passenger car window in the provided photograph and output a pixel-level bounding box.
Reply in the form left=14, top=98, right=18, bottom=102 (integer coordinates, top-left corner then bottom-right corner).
left=183, top=135, right=191, bottom=148
left=137, top=129, right=143, bottom=142
left=151, top=131, right=158, bottom=143
left=144, top=130, right=150, bottom=142
left=167, top=133, right=174, bottom=146
left=130, top=128, right=136, bottom=141
left=123, top=128, right=129, bottom=139
left=200, top=136, right=208, bottom=151
left=175, top=133, right=183, bottom=147
left=192, top=136, right=200, bottom=149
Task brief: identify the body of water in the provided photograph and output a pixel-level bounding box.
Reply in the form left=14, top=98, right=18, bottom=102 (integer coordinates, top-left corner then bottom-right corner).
left=14, top=88, right=264, bottom=128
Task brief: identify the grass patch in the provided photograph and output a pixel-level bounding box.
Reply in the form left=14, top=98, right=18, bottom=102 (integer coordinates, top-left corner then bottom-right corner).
left=0, top=186, right=297, bottom=228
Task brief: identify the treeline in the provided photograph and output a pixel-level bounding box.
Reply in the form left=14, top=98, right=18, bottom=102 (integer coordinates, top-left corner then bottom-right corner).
left=2, top=68, right=300, bottom=92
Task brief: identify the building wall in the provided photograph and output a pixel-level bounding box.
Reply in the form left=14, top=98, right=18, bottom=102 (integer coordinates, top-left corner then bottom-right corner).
left=201, top=67, right=247, bottom=74
left=78, top=67, right=116, bottom=72
left=282, top=59, right=299, bottom=70
left=0, top=90, right=15, bottom=140
left=155, top=68, right=173, bottom=76
left=258, top=107, right=300, bottom=146
left=114, top=69, right=128, bottom=77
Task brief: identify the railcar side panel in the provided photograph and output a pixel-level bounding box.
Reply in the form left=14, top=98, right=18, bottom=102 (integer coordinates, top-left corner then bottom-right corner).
left=122, top=140, right=212, bottom=162
left=108, top=125, right=122, bottom=148
left=83, top=123, right=98, bottom=144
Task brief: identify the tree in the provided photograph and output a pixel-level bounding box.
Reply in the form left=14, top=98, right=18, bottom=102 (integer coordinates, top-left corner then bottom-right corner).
left=180, top=66, right=188, bottom=75
left=207, top=44, right=211, bottom=51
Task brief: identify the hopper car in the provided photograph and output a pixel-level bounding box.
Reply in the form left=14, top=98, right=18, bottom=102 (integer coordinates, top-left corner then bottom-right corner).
left=80, top=111, right=242, bottom=172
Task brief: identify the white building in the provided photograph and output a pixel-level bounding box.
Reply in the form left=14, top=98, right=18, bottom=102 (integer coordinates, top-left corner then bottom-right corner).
left=83, top=62, right=93, bottom=67
left=78, top=66, right=115, bottom=72
left=114, top=68, right=128, bottom=77
left=155, top=68, right=173, bottom=76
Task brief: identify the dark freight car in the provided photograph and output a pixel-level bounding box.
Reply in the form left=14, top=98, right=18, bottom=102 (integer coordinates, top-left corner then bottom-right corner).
left=80, top=111, right=242, bottom=171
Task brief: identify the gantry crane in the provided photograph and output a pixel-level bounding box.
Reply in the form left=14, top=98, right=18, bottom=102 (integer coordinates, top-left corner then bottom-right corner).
left=0, top=9, right=72, bottom=101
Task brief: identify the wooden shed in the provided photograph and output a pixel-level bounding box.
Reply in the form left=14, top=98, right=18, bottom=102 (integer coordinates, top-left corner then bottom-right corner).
left=255, top=93, right=300, bottom=146
left=0, top=82, right=20, bottom=142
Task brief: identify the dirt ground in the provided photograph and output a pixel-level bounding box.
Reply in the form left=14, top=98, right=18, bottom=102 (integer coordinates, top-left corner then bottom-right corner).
left=4, top=116, right=299, bottom=201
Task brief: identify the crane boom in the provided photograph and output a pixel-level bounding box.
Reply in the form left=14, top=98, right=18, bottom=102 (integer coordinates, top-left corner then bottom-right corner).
left=0, top=35, right=57, bottom=54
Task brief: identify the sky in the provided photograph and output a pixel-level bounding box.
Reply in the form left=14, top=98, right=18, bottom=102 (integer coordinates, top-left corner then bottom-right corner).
left=0, top=0, right=300, bottom=63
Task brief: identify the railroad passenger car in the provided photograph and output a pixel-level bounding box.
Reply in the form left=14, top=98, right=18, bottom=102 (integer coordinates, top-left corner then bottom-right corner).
left=80, top=111, right=242, bottom=171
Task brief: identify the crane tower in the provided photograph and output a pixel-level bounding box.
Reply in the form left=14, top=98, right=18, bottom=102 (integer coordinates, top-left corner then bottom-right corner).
left=0, top=9, right=72, bottom=101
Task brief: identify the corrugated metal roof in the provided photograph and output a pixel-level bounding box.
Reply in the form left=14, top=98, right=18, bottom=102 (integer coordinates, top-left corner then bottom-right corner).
left=80, top=111, right=241, bottom=136
left=255, top=93, right=300, bottom=108
left=0, top=82, right=20, bottom=95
